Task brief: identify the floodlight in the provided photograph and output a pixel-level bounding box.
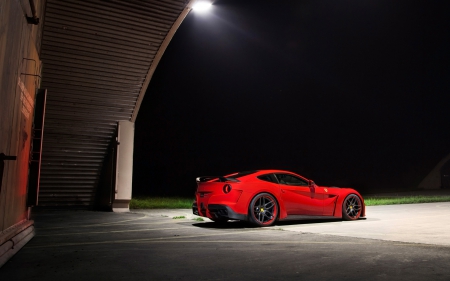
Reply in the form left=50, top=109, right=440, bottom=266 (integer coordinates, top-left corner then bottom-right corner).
left=192, top=1, right=212, bottom=12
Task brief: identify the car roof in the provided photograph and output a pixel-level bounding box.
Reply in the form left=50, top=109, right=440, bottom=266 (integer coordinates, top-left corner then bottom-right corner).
left=226, top=170, right=301, bottom=177
left=254, top=169, right=298, bottom=175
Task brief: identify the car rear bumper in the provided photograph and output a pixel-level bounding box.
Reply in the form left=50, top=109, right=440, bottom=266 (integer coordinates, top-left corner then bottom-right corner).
left=192, top=202, right=247, bottom=221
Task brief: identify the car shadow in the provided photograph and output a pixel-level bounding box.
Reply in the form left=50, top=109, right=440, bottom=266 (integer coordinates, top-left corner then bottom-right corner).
left=275, top=218, right=342, bottom=226
left=192, top=217, right=366, bottom=229
left=192, top=220, right=254, bottom=229
left=275, top=217, right=366, bottom=226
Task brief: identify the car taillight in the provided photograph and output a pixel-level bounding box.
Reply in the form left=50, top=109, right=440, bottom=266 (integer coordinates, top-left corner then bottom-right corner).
left=223, top=184, right=232, bottom=194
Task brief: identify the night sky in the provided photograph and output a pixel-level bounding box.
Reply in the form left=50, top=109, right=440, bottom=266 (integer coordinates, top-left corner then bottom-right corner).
left=133, top=0, right=450, bottom=197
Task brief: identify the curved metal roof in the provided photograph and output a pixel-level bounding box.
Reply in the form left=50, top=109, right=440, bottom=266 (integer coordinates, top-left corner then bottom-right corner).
left=39, top=0, right=195, bottom=207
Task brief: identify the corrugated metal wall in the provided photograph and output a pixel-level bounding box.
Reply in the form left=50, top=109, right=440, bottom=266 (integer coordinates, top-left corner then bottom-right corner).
left=39, top=0, right=189, bottom=207
left=0, top=0, right=45, bottom=232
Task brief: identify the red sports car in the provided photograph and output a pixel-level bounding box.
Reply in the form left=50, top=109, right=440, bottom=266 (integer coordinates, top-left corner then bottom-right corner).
left=192, top=170, right=365, bottom=226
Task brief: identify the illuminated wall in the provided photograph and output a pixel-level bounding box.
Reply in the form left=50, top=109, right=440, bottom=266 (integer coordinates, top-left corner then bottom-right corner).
left=0, top=0, right=45, bottom=234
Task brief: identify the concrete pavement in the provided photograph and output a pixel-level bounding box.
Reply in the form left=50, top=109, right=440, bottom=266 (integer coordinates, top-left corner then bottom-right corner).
left=1, top=202, right=450, bottom=280
left=140, top=202, right=450, bottom=246
left=278, top=202, right=450, bottom=246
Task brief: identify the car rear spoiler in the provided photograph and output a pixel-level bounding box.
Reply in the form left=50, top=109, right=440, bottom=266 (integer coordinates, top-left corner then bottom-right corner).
left=196, top=176, right=240, bottom=183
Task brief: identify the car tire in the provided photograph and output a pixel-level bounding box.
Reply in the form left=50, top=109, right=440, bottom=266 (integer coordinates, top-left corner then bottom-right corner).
left=342, top=194, right=362, bottom=220
left=248, top=193, right=278, bottom=227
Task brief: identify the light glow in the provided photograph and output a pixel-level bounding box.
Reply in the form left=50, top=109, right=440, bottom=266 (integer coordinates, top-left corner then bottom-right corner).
left=192, top=1, right=212, bottom=12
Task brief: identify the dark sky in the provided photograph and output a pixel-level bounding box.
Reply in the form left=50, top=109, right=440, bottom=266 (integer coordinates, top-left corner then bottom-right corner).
left=133, top=0, right=450, bottom=196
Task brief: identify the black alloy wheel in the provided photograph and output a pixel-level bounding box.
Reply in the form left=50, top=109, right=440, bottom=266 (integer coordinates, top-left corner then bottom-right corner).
left=248, top=193, right=278, bottom=227
left=342, top=194, right=362, bottom=220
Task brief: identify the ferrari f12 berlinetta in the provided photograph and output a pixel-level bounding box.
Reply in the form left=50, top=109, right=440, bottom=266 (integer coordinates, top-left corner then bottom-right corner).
left=192, top=170, right=365, bottom=226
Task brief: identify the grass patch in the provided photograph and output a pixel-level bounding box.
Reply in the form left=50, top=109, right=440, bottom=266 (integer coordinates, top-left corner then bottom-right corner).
left=130, top=197, right=193, bottom=209
left=364, top=196, right=450, bottom=206
left=172, top=216, right=186, bottom=219
left=192, top=217, right=204, bottom=221
left=130, top=195, right=450, bottom=209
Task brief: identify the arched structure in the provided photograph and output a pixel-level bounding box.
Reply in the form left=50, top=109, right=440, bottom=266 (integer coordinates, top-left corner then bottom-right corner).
left=38, top=0, right=198, bottom=209
left=1, top=0, right=203, bottom=266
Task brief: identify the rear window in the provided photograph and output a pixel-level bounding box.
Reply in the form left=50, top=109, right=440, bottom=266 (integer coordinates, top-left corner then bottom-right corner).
left=257, top=174, right=278, bottom=183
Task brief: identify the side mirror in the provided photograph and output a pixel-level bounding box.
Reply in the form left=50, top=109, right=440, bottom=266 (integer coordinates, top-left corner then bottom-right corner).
left=309, top=180, right=315, bottom=187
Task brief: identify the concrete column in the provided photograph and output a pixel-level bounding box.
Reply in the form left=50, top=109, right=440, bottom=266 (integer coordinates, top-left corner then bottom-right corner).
left=112, top=121, right=134, bottom=212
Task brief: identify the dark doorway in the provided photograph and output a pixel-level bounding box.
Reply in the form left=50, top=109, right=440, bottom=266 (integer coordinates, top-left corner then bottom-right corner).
left=441, top=159, right=450, bottom=189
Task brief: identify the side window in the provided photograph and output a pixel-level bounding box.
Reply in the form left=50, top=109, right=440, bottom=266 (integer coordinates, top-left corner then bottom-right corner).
left=257, top=174, right=278, bottom=184
left=276, top=174, right=308, bottom=186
